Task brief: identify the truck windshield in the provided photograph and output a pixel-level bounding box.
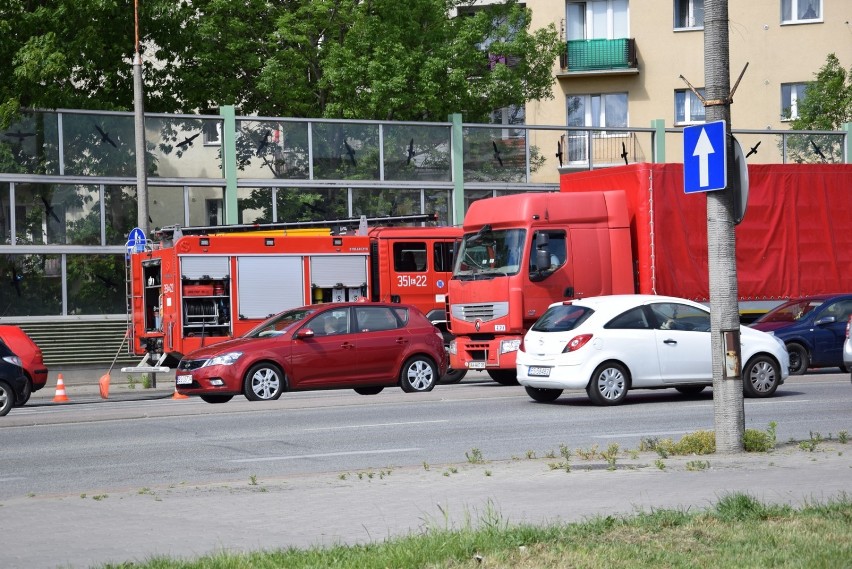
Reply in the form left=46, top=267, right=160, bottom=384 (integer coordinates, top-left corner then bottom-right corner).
left=453, top=228, right=526, bottom=279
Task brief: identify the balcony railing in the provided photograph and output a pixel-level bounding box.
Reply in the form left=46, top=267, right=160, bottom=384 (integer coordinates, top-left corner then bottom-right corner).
left=561, top=38, right=637, bottom=72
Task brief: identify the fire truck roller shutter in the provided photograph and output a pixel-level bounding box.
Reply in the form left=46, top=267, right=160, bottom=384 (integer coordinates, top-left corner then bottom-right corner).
left=310, top=255, right=368, bottom=295
left=237, top=256, right=304, bottom=319
left=180, top=256, right=229, bottom=279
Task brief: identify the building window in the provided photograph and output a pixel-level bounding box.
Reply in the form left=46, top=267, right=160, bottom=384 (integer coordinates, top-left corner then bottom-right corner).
left=202, top=121, right=222, bottom=146
left=566, top=0, right=629, bottom=40
left=675, top=88, right=706, bottom=124
left=674, top=0, right=704, bottom=29
left=568, top=93, right=628, bottom=130
left=781, top=0, right=821, bottom=23
left=781, top=83, right=809, bottom=120
left=567, top=93, right=628, bottom=162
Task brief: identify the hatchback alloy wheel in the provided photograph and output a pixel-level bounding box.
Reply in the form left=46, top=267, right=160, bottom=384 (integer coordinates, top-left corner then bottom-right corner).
left=244, top=363, right=284, bottom=401
left=400, top=356, right=437, bottom=392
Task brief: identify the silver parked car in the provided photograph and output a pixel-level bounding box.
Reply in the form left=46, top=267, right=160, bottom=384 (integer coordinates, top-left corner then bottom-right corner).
left=517, top=295, right=790, bottom=406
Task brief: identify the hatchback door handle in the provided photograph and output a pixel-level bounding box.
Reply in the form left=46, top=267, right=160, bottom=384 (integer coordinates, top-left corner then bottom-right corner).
left=341, top=342, right=355, bottom=349
left=395, top=338, right=408, bottom=344
left=663, top=339, right=677, bottom=345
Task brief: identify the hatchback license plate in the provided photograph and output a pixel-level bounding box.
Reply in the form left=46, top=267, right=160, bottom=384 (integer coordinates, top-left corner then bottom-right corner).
left=468, top=361, right=486, bottom=369
left=176, top=374, right=193, bottom=385
left=528, top=366, right=551, bottom=377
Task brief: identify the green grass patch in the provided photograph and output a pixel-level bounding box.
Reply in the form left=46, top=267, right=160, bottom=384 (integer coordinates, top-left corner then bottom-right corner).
left=95, top=494, right=852, bottom=568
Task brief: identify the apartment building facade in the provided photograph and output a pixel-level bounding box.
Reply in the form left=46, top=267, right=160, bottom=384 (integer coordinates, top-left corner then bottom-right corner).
left=522, top=0, right=851, bottom=178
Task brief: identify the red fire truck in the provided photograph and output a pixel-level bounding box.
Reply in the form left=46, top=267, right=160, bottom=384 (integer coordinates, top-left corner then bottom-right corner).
left=126, top=215, right=465, bottom=380
left=447, top=163, right=852, bottom=384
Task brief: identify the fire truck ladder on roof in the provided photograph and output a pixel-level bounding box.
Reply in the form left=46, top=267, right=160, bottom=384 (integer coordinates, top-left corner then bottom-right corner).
left=156, top=213, right=439, bottom=241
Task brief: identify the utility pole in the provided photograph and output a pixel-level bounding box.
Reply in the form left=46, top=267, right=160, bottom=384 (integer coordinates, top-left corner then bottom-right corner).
left=133, top=0, right=149, bottom=236
left=704, top=0, right=744, bottom=452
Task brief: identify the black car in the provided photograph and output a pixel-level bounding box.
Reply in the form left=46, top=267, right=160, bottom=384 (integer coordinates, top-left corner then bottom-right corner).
left=0, top=339, right=28, bottom=417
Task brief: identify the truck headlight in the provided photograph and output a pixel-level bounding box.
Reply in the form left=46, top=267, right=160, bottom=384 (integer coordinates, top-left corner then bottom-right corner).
left=448, top=341, right=457, bottom=355
left=500, top=339, right=521, bottom=354
left=203, top=352, right=243, bottom=367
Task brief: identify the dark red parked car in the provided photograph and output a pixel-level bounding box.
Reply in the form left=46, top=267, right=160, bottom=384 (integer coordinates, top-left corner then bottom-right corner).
left=0, top=325, right=49, bottom=405
left=175, top=302, right=448, bottom=403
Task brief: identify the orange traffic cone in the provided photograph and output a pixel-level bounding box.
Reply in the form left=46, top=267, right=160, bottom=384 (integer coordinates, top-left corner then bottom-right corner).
left=98, top=373, right=110, bottom=399
left=53, top=374, right=70, bottom=403
left=172, top=383, right=189, bottom=400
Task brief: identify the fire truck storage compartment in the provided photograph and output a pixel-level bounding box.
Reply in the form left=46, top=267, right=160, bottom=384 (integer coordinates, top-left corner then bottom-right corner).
left=180, top=255, right=231, bottom=337
left=142, top=260, right=162, bottom=331
left=310, top=255, right=368, bottom=303
left=237, top=256, right=305, bottom=319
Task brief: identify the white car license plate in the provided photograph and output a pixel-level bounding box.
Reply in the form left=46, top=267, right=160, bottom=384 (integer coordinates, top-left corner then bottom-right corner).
left=468, top=361, right=486, bottom=369
left=528, top=366, right=551, bottom=377
left=176, top=374, right=193, bottom=385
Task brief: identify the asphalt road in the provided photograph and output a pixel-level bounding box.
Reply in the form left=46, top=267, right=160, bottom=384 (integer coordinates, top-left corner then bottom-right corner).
left=1, top=372, right=850, bottom=568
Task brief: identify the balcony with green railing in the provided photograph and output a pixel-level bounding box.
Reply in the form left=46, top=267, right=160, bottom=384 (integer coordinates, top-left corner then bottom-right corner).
left=560, top=38, right=638, bottom=74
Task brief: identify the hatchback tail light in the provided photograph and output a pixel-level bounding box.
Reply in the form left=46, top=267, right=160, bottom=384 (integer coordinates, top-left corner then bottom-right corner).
left=563, top=334, right=593, bottom=353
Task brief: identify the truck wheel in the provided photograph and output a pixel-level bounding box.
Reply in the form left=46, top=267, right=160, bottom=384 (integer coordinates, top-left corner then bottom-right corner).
left=525, top=386, right=563, bottom=402
left=440, top=368, right=467, bottom=384
left=244, top=363, right=284, bottom=401
left=400, top=356, right=437, bottom=392
left=743, top=355, right=780, bottom=398
left=354, top=386, right=384, bottom=395
left=487, top=370, right=518, bottom=385
left=586, top=362, right=629, bottom=405
left=0, top=380, right=14, bottom=416
left=200, top=394, right=233, bottom=404
left=786, top=343, right=809, bottom=375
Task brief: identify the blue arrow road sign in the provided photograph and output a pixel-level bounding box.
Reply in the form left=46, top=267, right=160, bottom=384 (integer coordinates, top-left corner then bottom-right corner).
left=683, top=120, right=727, bottom=193
left=126, top=227, right=147, bottom=255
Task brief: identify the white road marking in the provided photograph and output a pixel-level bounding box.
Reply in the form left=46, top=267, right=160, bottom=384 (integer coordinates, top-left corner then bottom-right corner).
left=302, top=420, right=448, bottom=431
left=230, top=448, right=421, bottom=463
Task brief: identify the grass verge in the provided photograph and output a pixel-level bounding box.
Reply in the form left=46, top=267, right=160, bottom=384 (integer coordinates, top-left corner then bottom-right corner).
left=99, top=493, right=851, bottom=568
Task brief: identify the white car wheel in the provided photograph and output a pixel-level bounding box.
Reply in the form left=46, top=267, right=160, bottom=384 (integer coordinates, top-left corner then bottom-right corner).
left=587, top=362, right=629, bottom=406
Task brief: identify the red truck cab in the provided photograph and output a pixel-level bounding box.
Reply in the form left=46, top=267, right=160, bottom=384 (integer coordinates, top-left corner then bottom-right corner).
left=446, top=191, right=633, bottom=384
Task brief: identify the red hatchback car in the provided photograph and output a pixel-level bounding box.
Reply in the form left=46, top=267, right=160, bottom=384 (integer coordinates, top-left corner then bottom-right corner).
left=0, top=325, right=49, bottom=405
left=175, top=302, right=448, bottom=403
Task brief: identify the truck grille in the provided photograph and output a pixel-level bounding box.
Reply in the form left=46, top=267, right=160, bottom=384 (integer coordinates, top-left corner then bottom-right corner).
left=450, top=302, right=509, bottom=323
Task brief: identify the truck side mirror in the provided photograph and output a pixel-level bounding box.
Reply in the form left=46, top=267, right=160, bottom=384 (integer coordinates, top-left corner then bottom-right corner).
left=536, top=249, right=551, bottom=271
left=535, top=232, right=551, bottom=271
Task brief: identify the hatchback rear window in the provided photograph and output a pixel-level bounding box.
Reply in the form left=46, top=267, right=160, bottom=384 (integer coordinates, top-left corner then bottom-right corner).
left=531, top=305, right=593, bottom=332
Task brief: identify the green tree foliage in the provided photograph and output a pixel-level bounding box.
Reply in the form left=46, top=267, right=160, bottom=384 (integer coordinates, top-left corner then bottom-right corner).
left=1, top=0, right=561, bottom=126
left=786, top=53, right=852, bottom=163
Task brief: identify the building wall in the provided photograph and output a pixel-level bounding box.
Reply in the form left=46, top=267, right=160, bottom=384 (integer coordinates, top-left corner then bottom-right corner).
left=525, top=0, right=851, bottom=168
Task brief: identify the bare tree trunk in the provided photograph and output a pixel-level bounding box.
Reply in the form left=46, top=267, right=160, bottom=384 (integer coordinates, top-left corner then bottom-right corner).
left=705, top=0, right=744, bottom=453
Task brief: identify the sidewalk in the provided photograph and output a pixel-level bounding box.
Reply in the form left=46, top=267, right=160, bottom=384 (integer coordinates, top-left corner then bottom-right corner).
left=29, top=365, right=177, bottom=404
left=5, top=442, right=852, bottom=569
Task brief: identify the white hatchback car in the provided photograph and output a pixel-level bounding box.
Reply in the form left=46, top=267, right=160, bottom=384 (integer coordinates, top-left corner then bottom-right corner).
left=517, top=295, right=790, bottom=406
